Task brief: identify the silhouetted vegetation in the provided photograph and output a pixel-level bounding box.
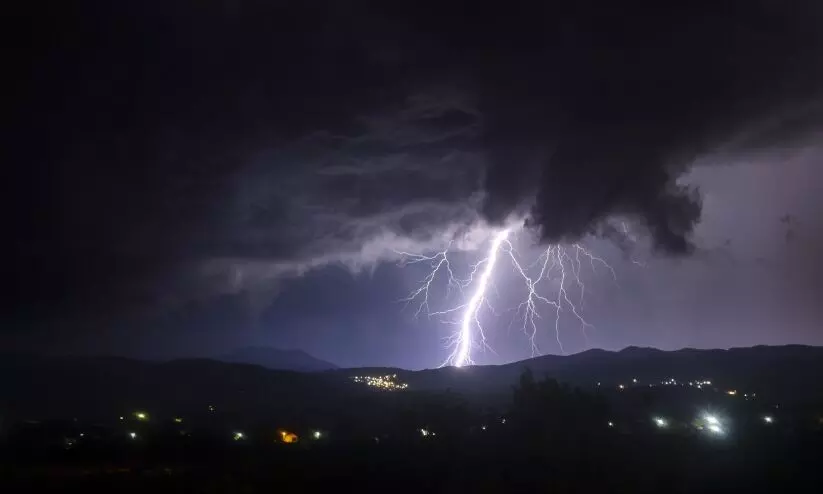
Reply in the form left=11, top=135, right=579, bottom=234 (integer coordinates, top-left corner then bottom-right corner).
left=2, top=360, right=823, bottom=493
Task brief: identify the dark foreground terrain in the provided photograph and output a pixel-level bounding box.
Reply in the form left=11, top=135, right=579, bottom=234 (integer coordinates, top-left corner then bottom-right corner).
left=2, top=346, right=823, bottom=492
left=3, top=431, right=822, bottom=493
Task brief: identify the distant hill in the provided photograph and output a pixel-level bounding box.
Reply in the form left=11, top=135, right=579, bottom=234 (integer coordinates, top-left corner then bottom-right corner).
left=1, top=346, right=821, bottom=423
left=0, top=355, right=350, bottom=424
left=216, top=346, right=337, bottom=371
left=392, top=345, right=823, bottom=406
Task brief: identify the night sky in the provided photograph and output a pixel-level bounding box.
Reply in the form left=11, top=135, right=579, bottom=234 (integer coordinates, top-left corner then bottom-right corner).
left=6, top=1, right=823, bottom=369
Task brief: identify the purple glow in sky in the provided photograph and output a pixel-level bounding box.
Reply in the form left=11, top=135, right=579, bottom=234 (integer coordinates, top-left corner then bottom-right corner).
left=6, top=2, right=823, bottom=368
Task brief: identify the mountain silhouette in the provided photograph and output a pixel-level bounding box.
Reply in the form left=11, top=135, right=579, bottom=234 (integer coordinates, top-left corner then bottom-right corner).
left=1, top=345, right=821, bottom=423
left=216, top=346, right=337, bottom=371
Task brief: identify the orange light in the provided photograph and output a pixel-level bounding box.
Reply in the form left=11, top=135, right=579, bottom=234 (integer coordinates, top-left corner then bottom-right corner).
left=278, top=430, right=299, bottom=444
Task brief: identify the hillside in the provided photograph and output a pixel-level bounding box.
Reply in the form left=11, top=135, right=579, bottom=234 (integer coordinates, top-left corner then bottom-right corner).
left=216, top=346, right=337, bottom=371
left=393, top=345, right=823, bottom=404
left=2, top=346, right=822, bottom=423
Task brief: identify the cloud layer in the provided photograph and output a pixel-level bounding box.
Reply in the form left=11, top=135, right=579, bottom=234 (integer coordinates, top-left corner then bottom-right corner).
left=8, top=0, right=823, bottom=317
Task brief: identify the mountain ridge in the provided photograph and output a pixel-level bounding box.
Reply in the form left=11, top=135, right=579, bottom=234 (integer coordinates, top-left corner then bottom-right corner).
left=1, top=345, right=821, bottom=422
left=215, top=346, right=338, bottom=371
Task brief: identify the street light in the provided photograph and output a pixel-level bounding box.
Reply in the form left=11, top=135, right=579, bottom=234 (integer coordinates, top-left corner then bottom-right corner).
left=707, top=424, right=724, bottom=435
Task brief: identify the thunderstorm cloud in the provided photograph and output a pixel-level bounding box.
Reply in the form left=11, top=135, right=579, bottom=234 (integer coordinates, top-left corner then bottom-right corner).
left=8, top=0, right=823, bottom=317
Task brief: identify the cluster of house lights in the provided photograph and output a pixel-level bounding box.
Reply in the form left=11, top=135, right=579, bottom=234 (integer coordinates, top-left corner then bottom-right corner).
left=351, top=374, right=409, bottom=390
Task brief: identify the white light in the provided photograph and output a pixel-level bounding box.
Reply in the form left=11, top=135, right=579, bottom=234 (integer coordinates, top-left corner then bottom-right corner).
left=607, top=421, right=614, bottom=428
left=632, top=378, right=637, bottom=384
left=654, top=417, right=667, bottom=428
left=618, top=384, right=625, bottom=390
left=400, top=218, right=617, bottom=366
left=420, top=428, right=429, bottom=437
left=763, top=416, right=774, bottom=424
left=233, top=431, right=245, bottom=440
left=705, top=415, right=720, bottom=425
left=708, top=424, right=724, bottom=435
left=454, top=229, right=510, bottom=367
left=481, top=425, right=487, bottom=431
left=313, top=430, right=323, bottom=439
left=128, top=432, right=137, bottom=439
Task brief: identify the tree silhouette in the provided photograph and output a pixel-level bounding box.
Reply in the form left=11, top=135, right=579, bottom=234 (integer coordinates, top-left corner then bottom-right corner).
left=510, top=368, right=609, bottom=443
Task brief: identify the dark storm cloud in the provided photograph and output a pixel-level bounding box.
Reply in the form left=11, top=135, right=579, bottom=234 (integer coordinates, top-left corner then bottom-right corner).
left=7, top=0, right=823, bottom=317
left=474, top=0, right=823, bottom=253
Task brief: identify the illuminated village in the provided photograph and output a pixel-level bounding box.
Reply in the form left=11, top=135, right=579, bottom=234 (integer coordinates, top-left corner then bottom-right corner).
left=350, top=373, right=409, bottom=390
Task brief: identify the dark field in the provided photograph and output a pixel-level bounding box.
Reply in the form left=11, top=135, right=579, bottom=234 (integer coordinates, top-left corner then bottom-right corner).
left=3, top=366, right=822, bottom=493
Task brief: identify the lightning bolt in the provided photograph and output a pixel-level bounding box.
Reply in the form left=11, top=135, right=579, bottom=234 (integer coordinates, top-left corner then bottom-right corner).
left=451, top=229, right=510, bottom=367
left=398, top=225, right=619, bottom=367
left=502, top=242, right=615, bottom=357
